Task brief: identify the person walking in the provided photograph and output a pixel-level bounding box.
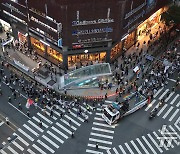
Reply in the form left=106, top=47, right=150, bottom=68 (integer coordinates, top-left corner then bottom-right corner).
left=18, top=102, right=22, bottom=110
left=39, top=120, right=42, bottom=128
left=50, top=109, right=53, bottom=117
left=26, top=110, right=30, bottom=117
left=6, top=117, right=9, bottom=125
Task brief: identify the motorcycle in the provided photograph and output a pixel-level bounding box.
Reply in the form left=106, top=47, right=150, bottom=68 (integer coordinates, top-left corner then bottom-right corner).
left=149, top=108, right=158, bottom=119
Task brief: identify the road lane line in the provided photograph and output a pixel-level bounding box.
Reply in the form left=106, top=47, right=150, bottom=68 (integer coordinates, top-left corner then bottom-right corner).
left=169, top=125, right=180, bottom=140
left=170, top=94, right=179, bottom=105
left=165, top=92, right=174, bottom=102
left=145, top=100, right=156, bottom=111
left=169, top=109, right=179, bottom=121
left=86, top=149, right=103, bottom=154
left=12, top=141, right=24, bottom=151
left=37, top=113, right=53, bottom=124
left=69, top=110, right=84, bottom=122
left=157, top=104, right=168, bottom=116
left=94, top=117, right=104, bottom=121
left=92, top=127, right=114, bottom=134
left=7, top=146, right=18, bottom=154
left=13, top=133, right=29, bottom=146
left=153, top=131, right=168, bottom=150
left=56, top=122, right=71, bottom=135
left=28, top=120, right=43, bottom=132
left=89, top=138, right=112, bottom=145
left=159, top=89, right=169, bottom=100
left=0, top=121, right=4, bottom=126
left=45, top=111, right=57, bottom=120
left=87, top=143, right=111, bottom=150
left=90, top=132, right=113, bottom=139
left=154, top=88, right=163, bottom=98
left=32, top=144, right=47, bottom=154
left=136, top=138, right=150, bottom=154
left=52, top=126, right=68, bottom=139
left=64, top=115, right=80, bottom=126
left=125, top=142, right=134, bottom=154
left=113, top=147, right=119, bottom=154
left=176, top=101, right=180, bottom=107
left=37, top=139, right=55, bottom=153
left=130, top=140, right=142, bottom=154
left=118, top=145, right=127, bottom=154
left=162, top=106, right=174, bottom=119
left=93, top=122, right=115, bottom=128
left=47, top=131, right=64, bottom=144
left=23, top=124, right=39, bottom=137
left=95, top=112, right=102, bottom=116
left=32, top=116, right=48, bottom=128
left=61, top=119, right=77, bottom=130
left=27, top=149, right=36, bottom=154
left=142, top=136, right=157, bottom=154
left=42, top=135, right=59, bottom=148
left=0, top=149, right=7, bottom=154
left=18, top=128, right=34, bottom=141
left=147, top=134, right=163, bottom=153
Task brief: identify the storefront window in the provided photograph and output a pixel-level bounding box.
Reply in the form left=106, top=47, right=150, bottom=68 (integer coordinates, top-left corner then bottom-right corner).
left=18, top=32, right=27, bottom=43
left=124, top=31, right=135, bottom=49
left=47, top=47, right=63, bottom=62
left=30, top=37, right=45, bottom=52
left=68, top=52, right=106, bottom=67
left=110, top=42, right=122, bottom=59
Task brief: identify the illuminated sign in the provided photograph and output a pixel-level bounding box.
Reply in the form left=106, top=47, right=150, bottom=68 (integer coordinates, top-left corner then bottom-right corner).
left=73, top=38, right=112, bottom=44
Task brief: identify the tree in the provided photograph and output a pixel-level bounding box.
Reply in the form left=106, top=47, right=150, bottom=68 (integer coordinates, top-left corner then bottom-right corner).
left=161, top=5, right=180, bottom=26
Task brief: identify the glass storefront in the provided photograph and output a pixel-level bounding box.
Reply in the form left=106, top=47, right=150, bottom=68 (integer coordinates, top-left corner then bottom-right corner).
left=30, top=37, right=45, bottom=52
left=123, top=31, right=136, bottom=49
left=110, top=42, right=122, bottom=59
left=18, top=32, right=27, bottom=43
left=47, top=46, right=63, bottom=62
left=68, top=52, right=106, bottom=67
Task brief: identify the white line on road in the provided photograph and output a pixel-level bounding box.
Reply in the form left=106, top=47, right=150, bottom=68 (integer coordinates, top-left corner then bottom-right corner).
left=89, top=138, right=112, bottom=145
left=130, top=140, right=142, bottom=154
left=42, top=135, right=59, bottom=148
left=167, top=78, right=176, bottom=82
left=136, top=138, right=150, bottom=154
left=87, top=143, right=111, bottom=150
left=92, top=127, right=114, bottom=134
left=28, top=120, right=43, bottom=132
left=7, top=146, right=18, bottom=154
left=165, top=92, right=175, bottom=102
left=170, top=94, right=179, bottom=105
left=113, top=147, right=120, bottom=154
left=94, top=117, right=104, bottom=121
left=37, top=139, right=55, bottom=153
left=64, top=115, right=80, bottom=126
left=56, top=122, right=71, bottom=135
left=142, top=136, right=157, bottom=154
left=37, top=113, right=53, bottom=124
left=23, top=124, right=39, bottom=137
left=12, top=141, right=24, bottom=151
left=154, top=88, right=163, bottom=98
left=51, top=126, right=68, bottom=139
left=90, top=132, right=113, bottom=139
left=32, top=116, right=48, bottom=128
left=157, top=104, right=168, bottom=116
left=145, top=100, right=156, bottom=111
left=125, top=142, right=134, bottom=154
left=0, top=121, right=4, bottom=126
left=18, top=128, right=34, bottom=141
left=27, top=149, right=36, bottom=154
left=61, top=119, right=77, bottom=130
left=176, top=101, right=180, bottom=107
left=13, top=133, right=29, bottom=146
left=162, top=106, right=174, bottom=119
left=118, top=145, right=127, bottom=154
left=169, top=109, right=179, bottom=121
left=32, top=144, right=47, bottom=154
left=93, top=122, right=115, bottom=128
left=159, top=89, right=169, bottom=100
left=47, top=130, right=64, bottom=144
left=0, top=149, right=7, bottom=154
left=86, top=149, right=103, bottom=154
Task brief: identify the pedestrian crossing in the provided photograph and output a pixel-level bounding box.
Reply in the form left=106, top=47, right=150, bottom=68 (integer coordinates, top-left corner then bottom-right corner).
left=105, top=124, right=180, bottom=154
left=145, top=88, right=180, bottom=123
left=86, top=100, right=116, bottom=154
left=0, top=102, right=93, bottom=154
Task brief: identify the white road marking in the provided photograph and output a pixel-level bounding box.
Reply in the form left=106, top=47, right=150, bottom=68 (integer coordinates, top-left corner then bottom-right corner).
left=32, top=144, right=47, bottom=154
left=12, top=140, right=24, bottom=151
left=94, top=117, right=104, bottom=121
left=0, top=121, right=4, bottom=126
left=162, top=106, right=174, bottom=119
left=86, top=149, right=103, bottom=154
left=142, top=136, right=157, bottom=154
left=107, top=149, right=111, bottom=154
left=42, top=135, right=59, bottom=148
left=154, top=88, right=163, bottom=98
left=47, top=130, right=64, bottom=144
left=113, top=147, right=120, bottom=154
left=56, top=122, right=71, bottom=135
left=176, top=101, right=180, bottom=107
left=64, top=115, right=80, bottom=126
left=32, top=116, right=48, bottom=128
left=37, top=139, right=55, bottom=153
left=159, top=89, right=169, bottom=100
left=93, top=122, right=115, bottom=128
left=69, top=111, right=84, bottom=122
left=0, top=149, right=7, bottom=154
left=90, top=132, right=113, bottom=139
left=45, top=111, right=57, bottom=120
left=165, top=92, right=174, bottom=102
left=13, top=133, right=29, bottom=146
left=52, top=126, right=68, bottom=139
left=130, top=140, right=142, bottom=154
left=169, top=109, right=179, bottom=121
left=170, top=94, right=179, bottom=105
left=28, top=120, right=43, bottom=132
left=125, top=142, right=134, bottom=154
left=118, top=145, right=127, bottom=154
left=23, top=124, right=39, bottom=137
left=169, top=125, right=180, bottom=140
left=61, top=119, right=77, bottom=130
left=7, top=146, right=18, bottom=154
left=147, top=133, right=163, bottom=153
left=87, top=143, right=111, bottom=150
left=95, top=112, right=102, bottom=116
left=136, top=138, right=150, bottom=154
left=145, top=100, right=156, bottom=111
left=18, top=128, right=34, bottom=141
left=157, top=104, right=168, bottom=116
left=167, top=78, right=176, bottom=82
left=89, top=138, right=112, bottom=145
left=153, top=131, right=168, bottom=150
left=92, top=127, right=114, bottom=134
left=27, top=148, right=36, bottom=154
left=37, top=113, right=53, bottom=124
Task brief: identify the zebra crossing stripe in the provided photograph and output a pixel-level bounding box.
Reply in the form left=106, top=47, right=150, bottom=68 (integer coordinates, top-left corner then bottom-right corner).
left=28, top=120, right=43, bottom=132
left=23, top=124, right=39, bottom=137
left=18, top=128, right=34, bottom=141
left=169, top=109, right=179, bottom=121
left=175, top=116, right=180, bottom=131
left=27, top=149, right=36, bottom=154
left=32, top=144, right=47, bottom=154
left=64, top=115, right=80, bottom=126
left=87, top=143, right=111, bottom=150
left=12, top=141, right=24, bottom=151
left=106, top=149, right=111, bottom=154
left=164, top=129, right=179, bottom=145
left=46, top=106, right=60, bottom=116
left=69, top=111, right=84, bottom=122
left=94, top=117, right=104, bottom=121
left=37, top=113, right=53, bottom=124
left=47, top=131, right=64, bottom=144
left=13, top=133, right=29, bottom=146
left=90, top=132, right=113, bottom=139
left=142, top=136, right=157, bottom=154
left=170, top=94, right=179, bottom=105
left=118, top=145, right=127, bottom=154
left=162, top=106, right=174, bottom=119
left=154, top=88, right=163, bottom=98
left=136, top=138, right=150, bottom=154
left=113, top=147, right=119, bottom=154
left=42, top=135, right=59, bottom=148
left=158, top=130, right=174, bottom=148
left=130, top=140, right=142, bottom=154
left=93, top=122, right=115, bottom=128
left=95, top=112, right=102, bottom=116
left=159, top=89, right=169, bottom=100
left=32, top=116, right=48, bottom=128
left=45, top=111, right=57, bottom=120
left=125, top=142, right=134, bottom=154
left=0, top=149, right=7, bottom=154
left=92, top=127, right=114, bottom=134
left=145, top=100, right=156, bottom=111
left=169, top=125, right=180, bottom=140
left=7, top=146, right=18, bottom=154
left=153, top=131, right=168, bottom=151
left=86, top=149, right=103, bottom=154
left=37, top=139, right=55, bottom=153
left=147, top=134, right=163, bottom=153
left=51, top=126, right=68, bottom=139
left=157, top=104, right=168, bottom=116
left=176, top=101, right=180, bottom=107
left=56, top=122, right=71, bottom=135
left=89, top=138, right=112, bottom=145
left=61, top=119, right=77, bottom=130
left=165, top=92, right=174, bottom=102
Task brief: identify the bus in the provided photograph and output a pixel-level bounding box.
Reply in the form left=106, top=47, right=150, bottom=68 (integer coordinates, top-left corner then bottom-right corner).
left=102, top=92, right=147, bottom=125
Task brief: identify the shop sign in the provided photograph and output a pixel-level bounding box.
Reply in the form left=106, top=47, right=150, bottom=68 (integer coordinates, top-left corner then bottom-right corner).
left=72, top=27, right=113, bottom=35
left=30, top=16, right=58, bottom=33
left=125, top=1, right=146, bottom=19
left=73, top=37, right=112, bottom=44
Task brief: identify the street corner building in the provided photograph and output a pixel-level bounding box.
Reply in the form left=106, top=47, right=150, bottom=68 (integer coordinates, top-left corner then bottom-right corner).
left=0, top=0, right=170, bottom=69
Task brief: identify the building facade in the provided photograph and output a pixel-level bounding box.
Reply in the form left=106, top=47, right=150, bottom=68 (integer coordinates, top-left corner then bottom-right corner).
left=0, top=0, right=169, bottom=69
